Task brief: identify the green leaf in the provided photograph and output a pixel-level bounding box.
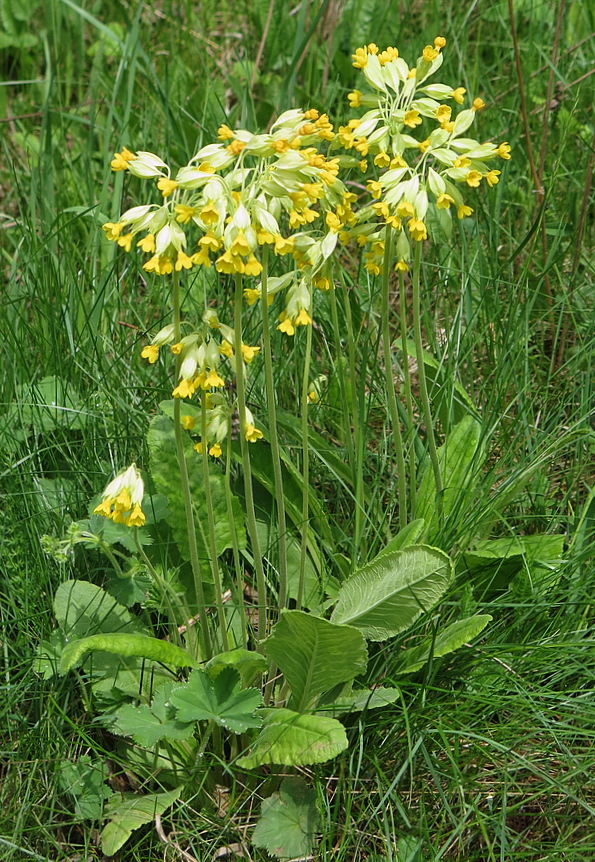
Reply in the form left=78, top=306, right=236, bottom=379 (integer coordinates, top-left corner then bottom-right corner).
left=53, top=580, right=145, bottom=638
left=264, top=610, right=368, bottom=711
left=170, top=667, right=262, bottom=733
left=148, top=414, right=246, bottom=570
left=415, top=415, right=484, bottom=535
left=205, top=648, right=268, bottom=687
left=397, top=615, right=493, bottom=674
left=59, top=757, right=113, bottom=821
left=319, top=686, right=401, bottom=717
left=378, top=519, right=427, bottom=555
left=105, top=569, right=152, bottom=607
left=253, top=777, right=319, bottom=860
left=100, top=788, right=182, bottom=856
left=330, top=545, right=453, bottom=641
left=237, top=708, right=348, bottom=768
left=60, top=634, right=198, bottom=673
left=111, top=684, right=195, bottom=747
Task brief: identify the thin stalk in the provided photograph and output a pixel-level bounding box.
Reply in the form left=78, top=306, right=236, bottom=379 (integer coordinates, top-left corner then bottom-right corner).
left=398, top=269, right=417, bottom=513
left=259, top=248, right=288, bottom=610
left=411, top=241, right=443, bottom=517
left=234, top=273, right=267, bottom=643
left=296, top=308, right=313, bottom=610
left=381, top=228, right=408, bottom=530
left=337, top=268, right=365, bottom=551
left=225, top=433, right=248, bottom=650
left=171, top=270, right=212, bottom=660
left=133, top=530, right=189, bottom=650
left=201, top=398, right=230, bottom=652
left=328, top=274, right=356, bottom=465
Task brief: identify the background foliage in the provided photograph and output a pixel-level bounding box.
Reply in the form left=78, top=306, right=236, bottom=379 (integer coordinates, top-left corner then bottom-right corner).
left=1, top=0, right=595, bottom=859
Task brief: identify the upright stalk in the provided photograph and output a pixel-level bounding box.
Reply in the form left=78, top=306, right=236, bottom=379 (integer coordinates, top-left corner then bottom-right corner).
left=398, top=269, right=417, bottom=513
left=234, top=273, right=267, bottom=643
left=201, top=398, right=230, bottom=652
left=259, top=248, right=288, bottom=609
left=411, top=241, right=443, bottom=516
left=171, top=270, right=212, bottom=660
left=381, top=228, right=408, bottom=529
left=225, top=433, right=248, bottom=649
left=296, top=306, right=313, bottom=610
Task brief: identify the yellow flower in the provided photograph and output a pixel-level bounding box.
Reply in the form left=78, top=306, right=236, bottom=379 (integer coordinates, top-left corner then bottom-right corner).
left=422, top=45, right=439, bottom=62
left=192, top=248, right=211, bottom=267
left=374, top=151, right=391, bottom=168
left=326, top=212, right=341, bottom=232
left=277, top=314, right=295, bottom=336
left=117, top=233, right=134, bottom=252
left=172, top=379, right=196, bottom=399
left=457, top=204, right=473, bottom=219
left=198, top=162, right=215, bottom=173
left=450, top=87, right=466, bottom=104
left=227, top=139, right=245, bottom=156
left=367, top=43, right=379, bottom=54
left=441, top=121, right=455, bottom=133
left=175, top=204, right=198, bottom=224
left=395, top=259, right=409, bottom=272
left=390, top=155, right=407, bottom=168
left=295, top=309, right=312, bottom=327
left=181, top=414, right=197, bottom=430
left=230, top=231, right=251, bottom=257
left=126, top=504, right=146, bottom=528
left=110, top=147, right=136, bottom=171
left=274, top=235, right=294, bottom=255
left=386, top=215, right=402, bottom=230
left=217, top=123, right=235, bottom=140
left=304, top=108, right=319, bottom=120
left=434, top=36, right=446, bottom=48
left=241, top=344, right=261, bottom=363
left=313, top=276, right=330, bottom=290
left=436, top=105, right=452, bottom=123
left=244, top=254, right=263, bottom=277
left=257, top=229, right=275, bottom=245
left=484, top=170, right=501, bottom=187
left=300, top=122, right=317, bottom=136
left=245, top=424, right=264, bottom=442
left=199, top=201, right=220, bottom=225
left=272, top=138, right=290, bottom=152
left=102, top=222, right=124, bottom=241
left=216, top=252, right=244, bottom=274
left=418, top=139, right=431, bottom=153
left=137, top=233, right=156, bottom=253
left=466, top=170, right=482, bottom=187
left=171, top=342, right=184, bottom=354
left=472, top=97, right=486, bottom=111
left=496, top=142, right=512, bottom=159
left=408, top=219, right=428, bottom=241
left=378, top=46, right=399, bottom=65
left=454, top=156, right=471, bottom=168
left=141, top=344, right=160, bottom=363
left=175, top=251, right=194, bottom=271
left=367, top=180, right=383, bottom=198
left=396, top=201, right=415, bottom=218
left=203, top=369, right=225, bottom=388
left=244, top=287, right=261, bottom=305
left=209, top=443, right=222, bottom=458
left=348, top=89, right=362, bottom=108
left=359, top=159, right=368, bottom=172
left=194, top=441, right=203, bottom=454
left=157, top=178, right=178, bottom=197
left=94, top=464, right=145, bottom=526
left=352, top=47, right=368, bottom=68
left=199, top=232, right=222, bottom=252
left=372, top=201, right=390, bottom=219
left=436, top=193, right=455, bottom=209
left=403, top=110, right=422, bottom=129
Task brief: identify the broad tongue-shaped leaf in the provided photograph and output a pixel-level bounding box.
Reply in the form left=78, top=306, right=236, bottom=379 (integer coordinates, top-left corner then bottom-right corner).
left=264, top=610, right=368, bottom=711
left=237, top=708, right=348, bottom=768
left=170, top=666, right=262, bottom=733
left=100, top=788, right=181, bottom=856
left=330, top=544, right=453, bottom=641
left=396, top=614, right=492, bottom=674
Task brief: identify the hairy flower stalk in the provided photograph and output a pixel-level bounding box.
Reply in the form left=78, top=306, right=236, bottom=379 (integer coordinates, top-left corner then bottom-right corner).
left=297, top=286, right=314, bottom=610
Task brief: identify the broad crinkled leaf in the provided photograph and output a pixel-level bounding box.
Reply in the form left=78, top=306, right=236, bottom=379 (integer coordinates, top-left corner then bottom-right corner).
left=397, top=615, right=492, bottom=674
left=330, top=545, right=453, bottom=641
left=170, top=667, right=262, bottom=733
left=53, top=580, right=145, bottom=638
left=253, top=777, right=319, bottom=860
left=147, top=414, right=246, bottom=570
left=100, top=788, right=181, bottom=856
left=264, top=610, right=368, bottom=711
left=60, top=633, right=198, bottom=673
left=237, top=708, right=348, bottom=768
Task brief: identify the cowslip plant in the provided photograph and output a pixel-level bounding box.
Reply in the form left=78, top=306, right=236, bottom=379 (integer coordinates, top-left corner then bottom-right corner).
left=37, top=37, right=521, bottom=860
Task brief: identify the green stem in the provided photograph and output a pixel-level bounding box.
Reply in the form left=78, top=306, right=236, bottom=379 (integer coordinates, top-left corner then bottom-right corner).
left=381, top=228, right=408, bottom=529
left=411, top=241, right=443, bottom=517
left=338, top=269, right=365, bottom=553
left=201, top=398, right=230, bottom=652
left=172, top=270, right=212, bottom=661
left=259, top=247, right=288, bottom=610
left=133, top=530, right=188, bottom=649
left=225, top=433, right=248, bottom=650
left=234, top=272, right=267, bottom=644
left=398, top=268, right=417, bottom=514
left=296, top=305, right=313, bottom=611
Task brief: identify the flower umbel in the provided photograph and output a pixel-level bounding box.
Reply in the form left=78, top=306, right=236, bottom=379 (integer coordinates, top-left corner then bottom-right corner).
left=93, top=464, right=146, bottom=527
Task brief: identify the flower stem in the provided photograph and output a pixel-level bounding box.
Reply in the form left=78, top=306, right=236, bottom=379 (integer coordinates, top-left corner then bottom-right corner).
left=171, top=269, right=212, bottom=661
left=201, top=398, right=230, bottom=652
left=398, top=268, right=417, bottom=514
left=381, top=228, right=408, bottom=529
left=259, top=248, right=288, bottom=611
left=296, top=306, right=313, bottom=610
left=411, top=241, right=443, bottom=517
left=234, top=272, right=267, bottom=644
left=225, top=433, right=248, bottom=650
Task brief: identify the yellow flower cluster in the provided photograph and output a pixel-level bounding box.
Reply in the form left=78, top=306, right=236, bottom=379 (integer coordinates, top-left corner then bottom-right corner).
left=340, top=38, right=511, bottom=267
left=93, top=464, right=146, bottom=528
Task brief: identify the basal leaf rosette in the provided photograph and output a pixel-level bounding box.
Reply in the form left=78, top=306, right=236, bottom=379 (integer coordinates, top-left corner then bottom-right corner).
left=337, top=39, right=511, bottom=270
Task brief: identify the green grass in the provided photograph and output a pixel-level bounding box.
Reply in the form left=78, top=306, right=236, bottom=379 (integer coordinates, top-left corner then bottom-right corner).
left=1, top=0, right=595, bottom=859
